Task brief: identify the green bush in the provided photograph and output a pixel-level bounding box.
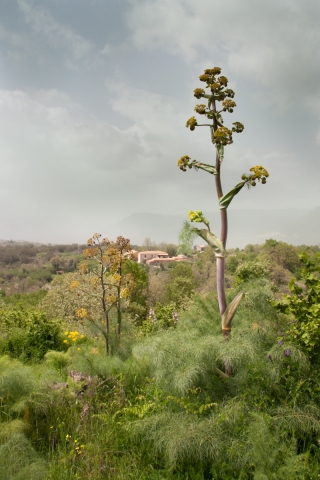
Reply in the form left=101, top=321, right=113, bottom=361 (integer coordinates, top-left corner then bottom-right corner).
left=0, top=305, right=64, bottom=362
left=273, top=252, right=320, bottom=356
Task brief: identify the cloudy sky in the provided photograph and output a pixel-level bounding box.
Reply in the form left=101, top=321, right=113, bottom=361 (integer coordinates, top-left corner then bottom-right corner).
left=1, top=0, right=319, bottom=244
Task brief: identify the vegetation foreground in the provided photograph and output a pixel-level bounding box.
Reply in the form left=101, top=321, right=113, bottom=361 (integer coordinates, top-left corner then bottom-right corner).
left=1, top=237, right=320, bottom=479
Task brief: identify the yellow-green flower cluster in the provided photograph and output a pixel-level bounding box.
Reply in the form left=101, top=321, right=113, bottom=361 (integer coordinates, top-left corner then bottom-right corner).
left=213, top=126, right=233, bottom=145
left=186, top=116, right=198, bottom=131
left=177, top=155, right=191, bottom=172
left=193, top=88, right=205, bottom=99
left=249, top=166, right=269, bottom=185
left=120, top=287, right=130, bottom=299
left=241, top=166, right=269, bottom=186
left=249, top=166, right=269, bottom=178
left=76, top=308, right=88, bottom=318
left=63, top=331, right=85, bottom=344
left=194, top=104, right=207, bottom=115
left=70, top=280, right=80, bottom=290
left=188, top=210, right=209, bottom=226
left=182, top=67, right=244, bottom=144
left=232, top=122, right=244, bottom=133
left=222, top=99, right=236, bottom=112
left=79, top=263, right=89, bottom=275
left=74, top=439, right=85, bottom=456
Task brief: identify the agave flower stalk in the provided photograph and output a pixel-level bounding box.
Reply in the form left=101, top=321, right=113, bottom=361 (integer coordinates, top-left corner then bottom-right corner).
left=178, top=67, right=269, bottom=346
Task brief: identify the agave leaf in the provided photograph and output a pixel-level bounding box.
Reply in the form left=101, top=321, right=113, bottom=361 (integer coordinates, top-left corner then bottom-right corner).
left=194, top=162, right=217, bottom=175
left=216, top=144, right=224, bottom=163
left=219, top=181, right=246, bottom=210
left=222, top=291, right=244, bottom=329
left=192, top=228, right=225, bottom=255
left=210, top=126, right=215, bottom=144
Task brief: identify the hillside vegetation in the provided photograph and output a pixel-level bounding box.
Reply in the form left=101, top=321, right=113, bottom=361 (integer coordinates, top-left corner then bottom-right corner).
left=0, top=238, right=320, bottom=479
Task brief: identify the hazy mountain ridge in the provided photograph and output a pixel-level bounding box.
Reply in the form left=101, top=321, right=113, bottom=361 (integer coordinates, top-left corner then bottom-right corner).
left=107, top=208, right=320, bottom=248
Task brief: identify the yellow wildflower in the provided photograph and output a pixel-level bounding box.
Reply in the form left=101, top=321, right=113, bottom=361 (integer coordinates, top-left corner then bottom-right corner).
left=76, top=308, right=87, bottom=319
left=249, top=166, right=269, bottom=178
left=120, top=287, right=130, bottom=299
left=186, top=116, right=197, bottom=131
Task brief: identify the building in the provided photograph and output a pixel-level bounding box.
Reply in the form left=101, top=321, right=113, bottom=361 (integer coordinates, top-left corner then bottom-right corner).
left=194, top=244, right=207, bottom=252
left=137, top=251, right=169, bottom=264
left=146, top=254, right=189, bottom=266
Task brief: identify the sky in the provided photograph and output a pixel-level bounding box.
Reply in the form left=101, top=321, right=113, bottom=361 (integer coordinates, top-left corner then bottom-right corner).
left=0, top=0, right=319, bottom=244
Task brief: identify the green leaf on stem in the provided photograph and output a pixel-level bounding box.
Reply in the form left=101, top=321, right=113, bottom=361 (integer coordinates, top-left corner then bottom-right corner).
left=219, top=181, right=246, bottom=209
left=216, top=144, right=224, bottom=163
left=222, top=291, right=244, bottom=329
left=194, top=162, right=217, bottom=175
left=192, top=228, right=225, bottom=255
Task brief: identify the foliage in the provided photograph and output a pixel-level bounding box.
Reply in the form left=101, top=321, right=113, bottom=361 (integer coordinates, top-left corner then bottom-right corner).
left=2, top=240, right=320, bottom=477
left=164, top=262, right=196, bottom=308
left=0, top=305, right=64, bottom=361
left=235, top=258, right=271, bottom=284
left=273, top=252, right=320, bottom=356
left=0, top=289, right=47, bottom=308
left=177, top=221, right=197, bottom=256
left=40, top=271, right=101, bottom=325
left=263, top=238, right=301, bottom=273
left=141, top=302, right=179, bottom=334
left=122, top=259, right=148, bottom=325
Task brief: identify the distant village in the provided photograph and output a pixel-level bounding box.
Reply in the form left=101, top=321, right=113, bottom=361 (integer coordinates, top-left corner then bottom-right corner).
left=134, top=245, right=206, bottom=266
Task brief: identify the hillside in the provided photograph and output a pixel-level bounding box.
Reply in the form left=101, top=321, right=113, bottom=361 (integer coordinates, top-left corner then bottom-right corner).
left=106, top=207, right=320, bottom=247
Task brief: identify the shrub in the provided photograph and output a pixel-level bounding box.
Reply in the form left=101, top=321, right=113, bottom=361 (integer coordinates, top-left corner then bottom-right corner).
left=0, top=305, right=64, bottom=362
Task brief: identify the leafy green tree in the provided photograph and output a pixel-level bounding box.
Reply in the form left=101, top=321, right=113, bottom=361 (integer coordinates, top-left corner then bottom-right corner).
left=122, top=259, right=148, bottom=325
left=177, top=220, right=197, bottom=256
left=166, top=243, right=178, bottom=258
left=177, top=67, right=269, bottom=344
left=235, top=259, right=271, bottom=284
left=273, top=252, right=320, bottom=356
left=263, top=239, right=300, bottom=272
left=165, top=263, right=195, bottom=308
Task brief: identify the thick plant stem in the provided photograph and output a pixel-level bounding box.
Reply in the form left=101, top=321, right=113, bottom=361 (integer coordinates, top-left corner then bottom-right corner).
left=216, top=255, right=227, bottom=317
left=212, top=100, right=231, bottom=375
left=214, top=149, right=228, bottom=318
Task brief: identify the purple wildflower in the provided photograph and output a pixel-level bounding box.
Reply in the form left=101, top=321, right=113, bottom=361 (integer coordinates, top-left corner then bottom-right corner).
left=267, top=353, right=272, bottom=361
left=284, top=349, right=290, bottom=357
left=278, top=340, right=283, bottom=346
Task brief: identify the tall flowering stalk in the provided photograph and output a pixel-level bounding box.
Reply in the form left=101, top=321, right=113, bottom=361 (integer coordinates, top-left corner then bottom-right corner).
left=178, top=67, right=269, bottom=347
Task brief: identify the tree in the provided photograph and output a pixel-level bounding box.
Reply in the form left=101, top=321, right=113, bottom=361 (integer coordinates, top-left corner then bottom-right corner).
left=262, top=239, right=300, bottom=273
left=166, top=243, right=178, bottom=258
left=178, top=67, right=269, bottom=350
left=164, top=263, right=195, bottom=308
left=273, top=252, right=320, bottom=357
left=177, top=221, right=197, bottom=256
left=71, top=234, right=135, bottom=354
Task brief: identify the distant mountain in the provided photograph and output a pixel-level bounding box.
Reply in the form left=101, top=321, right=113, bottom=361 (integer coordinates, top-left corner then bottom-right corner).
left=105, top=208, right=320, bottom=248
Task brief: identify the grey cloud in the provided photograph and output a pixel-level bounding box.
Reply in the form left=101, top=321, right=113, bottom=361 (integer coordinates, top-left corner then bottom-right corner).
left=126, top=0, right=320, bottom=108
left=17, top=0, right=95, bottom=67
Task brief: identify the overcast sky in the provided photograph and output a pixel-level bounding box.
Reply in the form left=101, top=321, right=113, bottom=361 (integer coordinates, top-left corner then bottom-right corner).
left=0, top=0, right=319, bottom=244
